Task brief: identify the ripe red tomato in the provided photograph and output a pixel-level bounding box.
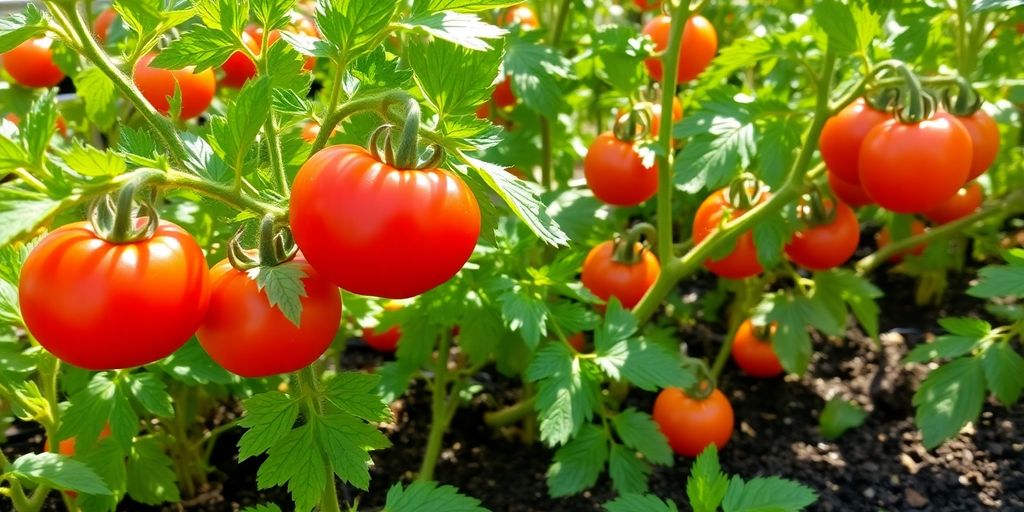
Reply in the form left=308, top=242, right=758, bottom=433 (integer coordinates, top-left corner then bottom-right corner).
left=93, top=8, right=117, bottom=45
left=859, top=112, right=972, bottom=213
left=634, top=0, right=659, bottom=11
left=362, top=302, right=403, bottom=352
left=642, top=15, right=718, bottom=83
left=567, top=332, right=586, bottom=352
left=827, top=171, right=873, bottom=208
left=580, top=241, right=660, bottom=310
left=923, top=182, right=983, bottom=225
left=19, top=221, right=210, bottom=370
left=500, top=4, right=539, bottom=29
left=785, top=200, right=860, bottom=271
left=876, top=220, right=927, bottom=262
left=615, top=97, right=684, bottom=139
left=955, top=109, right=1000, bottom=181
left=731, top=320, right=783, bottom=378
left=197, top=258, right=341, bottom=378
left=300, top=121, right=335, bottom=143
left=45, top=424, right=112, bottom=457
left=2, top=38, right=65, bottom=88
left=220, top=30, right=261, bottom=88
left=492, top=78, right=516, bottom=108
left=133, top=53, right=216, bottom=121
left=653, top=387, right=733, bottom=457
left=583, top=132, right=658, bottom=206
left=692, top=189, right=764, bottom=279
left=818, top=99, right=890, bottom=185
left=475, top=103, right=490, bottom=119
left=290, top=145, right=481, bottom=299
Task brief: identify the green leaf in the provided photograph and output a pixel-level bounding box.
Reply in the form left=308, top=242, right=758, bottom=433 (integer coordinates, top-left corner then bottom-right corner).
left=534, top=357, right=600, bottom=446
left=57, top=373, right=136, bottom=453
left=504, top=40, right=571, bottom=116
left=0, top=187, right=63, bottom=248
left=595, top=300, right=638, bottom=354
left=401, top=12, right=505, bottom=51
left=546, top=424, right=609, bottom=497
left=74, top=67, right=118, bottom=130
left=383, top=481, right=489, bottom=512
left=968, top=261, right=1024, bottom=298
left=156, top=338, right=236, bottom=385
left=812, top=0, right=858, bottom=54
left=8, top=452, right=111, bottom=495
left=323, top=372, right=392, bottom=423
left=604, top=494, right=678, bottom=512
left=249, top=262, right=308, bottom=327
left=688, top=445, right=729, bottom=512
left=192, top=0, right=247, bottom=34
left=59, top=141, right=127, bottom=177
left=318, top=413, right=391, bottom=490
left=180, top=132, right=232, bottom=184
left=415, top=0, right=519, bottom=13
left=407, top=38, right=502, bottom=117
left=500, top=290, right=549, bottom=349
left=24, top=91, right=58, bottom=167
left=981, top=342, right=1024, bottom=406
left=238, top=391, right=301, bottom=460
left=938, top=317, right=992, bottom=338
left=151, top=26, right=239, bottom=71
left=525, top=343, right=572, bottom=382
left=0, top=4, right=46, bottom=53
left=617, top=339, right=695, bottom=391
left=256, top=424, right=325, bottom=512
left=674, top=93, right=755, bottom=192
left=813, top=270, right=883, bottom=340
left=457, top=304, right=503, bottom=365
left=251, top=0, right=293, bottom=32
left=609, top=444, right=651, bottom=495
left=819, top=398, right=868, bottom=440
left=757, top=292, right=842, bottom=375
left=722, top=476, right=818, bottom=512
left=752, top=215, right=788, bottom=269
left=212, top=76, right=272, bottom=169
left=912, top=357, right=986, bottom=449
left=612, top=409, right=673, bottom=466
left=127, top=372, right=174, bottom=418
left=904, top=335, right=980, bottom=364
left=592, top=25, right=648, bottom=94
left=241, top=505, right=283, bottom=512
left=316, top=0, right=397, bottom=60
left=126, top=437, right=180, bottom=504
left=972, top=0, right=1024, bottom=12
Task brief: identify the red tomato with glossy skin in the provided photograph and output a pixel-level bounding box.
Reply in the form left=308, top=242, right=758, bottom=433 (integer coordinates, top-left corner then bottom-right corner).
left=859, top=112, right=972, bottom=213
left=653, top=387, right=734, bottom=457
left=3, top=38, right=65, bottom=88
left=956, top=110, right=1000, bottom=180
left=290, top=145, right=481, bottom=299
left=584, top=132, right=658, bottom=206
left=876, top=220, right=927, bottom=262
left=220, top=30, right=260, bottom=88
left=785, top=200, right=860, bottom=271
left=692, top=189, right=764, bottom=279
left=133, top=53, right=216, bottom=121
left=580, top=241, right=660, bottom=310
left=492, top=78, right=516, bottom=108
left=197, top=258, right=341, bottom=378
left=567, top=332, right=586, bottom=352
left=828, top=171, right=873, bottom=208
left=731, top=320, right=783, bottom=378
left=19, top=221, right=210, bottom=370
left=819, top=99, right=890, bottom=185
left=501, top=4, right=539, bottom=29
left=362, top=301, right=403, bottom=352
left=923, top=182, right=983, bottom=225
left=93, top=9, right=117, bottom=45
left=642, top=15, right=718, bottom=83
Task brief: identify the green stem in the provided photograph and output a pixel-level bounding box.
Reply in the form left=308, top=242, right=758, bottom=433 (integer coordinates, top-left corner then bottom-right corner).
left=309, top=90, right=413, bottom=158
left=955, top=0, right=974, bottom=76
left=483, top=395, right=537, bottom=427
left=709, top=314, right=742, bottom=381
left=418, top=332, right=453, bottom=482
left=295, top=367, right=341, bottom=512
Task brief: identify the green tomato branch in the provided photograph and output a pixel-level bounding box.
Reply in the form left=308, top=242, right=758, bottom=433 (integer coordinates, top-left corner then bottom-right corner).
left=309, top=90, right=416, bottom=158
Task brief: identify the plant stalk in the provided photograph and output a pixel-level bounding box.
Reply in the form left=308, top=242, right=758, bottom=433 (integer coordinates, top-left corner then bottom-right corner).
left=418, top=332, right=453, bottom=482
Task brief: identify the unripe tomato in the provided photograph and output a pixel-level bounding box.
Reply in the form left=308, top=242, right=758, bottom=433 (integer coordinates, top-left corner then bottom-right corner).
left=692, top=189, right=764, bottom=279
left=2, top=38, right=65, bottom=88
left=785, top=200, right=860, bottom=271
left=642, top=15, right=718, bottom=83
left=923, top=182, right=983, bottom=225
left=858, top=112, right=972, bottom=213
left=19, top=221, right=210, bottom=370
left=492, top=78, right=516, bottom=108
left=580, top=241, right=660, bottom=310
left=615, top=98, right=684, bottom=139
left=876, top=220, right=927, bottom=262
left=133, top=53, right=216, bottom=121
left=197, top=258, right=341, bottom=378
left=362, top=302, right=403, bottom=352
left=500, top=4, right=539, bottom=30
left=818, top=99, right=890, bottom=185
left=93, top=8, right=117, bottom=45
left=731, top=320, right=783, bottom=378
left=567, top=332, right=586, bottom=352
left=827, top=171, right=873, bottom=208
left=220, top=30, right=260, bottom=88
left=955, top=109, right=1000, bottom=181
left=290, top=145, right=481, bottom=299
left=583, top=132, right=658, bottom=206
left=653, top=387, right=733, bottom=457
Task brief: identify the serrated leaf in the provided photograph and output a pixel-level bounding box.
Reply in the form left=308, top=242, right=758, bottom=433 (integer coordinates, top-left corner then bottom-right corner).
left=127, top=372, right=174, bottom=417
left=323, top=372, right=392, bottom=423
left=181, top=132, right=232, bottom=184
left=609, top=444, right=651, bottom=495
left=238, top=391, right=301, bottom=460
left=58, top=373, right=136, bottom=453
left=0, top=187, right=63, bottom=247
left=401, top=12, right=505, bottom=52
left=968, top=264, right=1024, bottom=298
left=612, top=409, right=673, bottom=466
left=9, top=452, right=111, bottom=495
left=126, top=436, right=180, bottom=504
left=241, top=505, right=283, bottom=512
left=819, top=398, right=867, bottom=440
left=722, top=476, right=818, bottom=512
left=249, top=262, right=308, bottom=327
left=688, top=445, right=729, bottom=512
left=813, top=0, right=858, bottom=54
left=752, top=215, right=787, bottom=269
left=0, top=4, right=46, bottom=53
left=546, top=424, right=608, bottom=497
left=604, top=494, right=678, bottom=512
left=256, top=424, right=325, bottom=512
left=415, top=0, right=519, bottom=13
left=674, top=95, right=755, bottom=192
left=938, top=317, right=992, bottom=338
left=617, top=339, right=694, bottom=392
left=151, top=26, right=238, bottom=72
left=75, top=67, right=118, bottom=130
left=406, top=37, right=501, bottom=116
left=383, top=481, right=489, bottom=512
left=504, top=40, right=571, bottom=117
left=59, top=141, right=127, bottom=177
left=316, top=0, right=397, bottom=60
left=912, top=357, right=986, bottom=449
left=500, top=290, right=548, bottom=349
left=813, top=270, right=883, bottom=340
left=535, top=358, right=599, bottom=446
left=318, top=413, right=391, bottom=490
left=981, top=342, right=1024, bottom=406
left=904, top=335, right=980, bottom=364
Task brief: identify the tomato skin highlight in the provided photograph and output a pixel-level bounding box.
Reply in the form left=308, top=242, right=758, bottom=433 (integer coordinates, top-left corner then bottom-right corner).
left=876, top=220, right=927, bottom=262
left=923, top=182, right=983, bottom=225
left=818, top=99, right=889, bottom=185
left=133, top=53, right=216, bottom=121
left=500, top=4, right=539, bottom=29
left=827, top=171, right=873, bottom=208
left=581, top=241, right=660, bottom=310
left=955, top=110, right=1000, bottom=181
left=642, top=15, right=718, bottom=83
left=858, top=112, right=972, bottom=214
left=785, top=201, right=860, bottom=271
left=19, top=221, right=211, bottom=370
left=731, top=320, right=783, bottom=378
left=93, top=9, right=117, bottom=45
left=653, top=387, right=734, bottom=457
left=692, top=189, right=764, bottom=279
left=197, top=258, right=341, bottom=378
left=583, top=132, right=658, bottom=207
left=3, top=38, right=65, bottom=88
left=289, top=145, right=481, bottom=299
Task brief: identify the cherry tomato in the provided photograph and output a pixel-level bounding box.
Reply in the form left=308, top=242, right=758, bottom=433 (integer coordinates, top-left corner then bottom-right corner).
left=475, top=103, right=490, bottom=119
left=580, top=241, right=660, bottom=310
left=567, top=332, right=586, bottom=352
left=362, top=302, right=403, bottom=352
left=692, top=189, right=764, bottom=279
left=2, top=38, right=65, bottom=88
left=876, top=220, right=927, bottom=262
left=653, top=387, right=733, bottom=457
left=19, top=221, right=210, bottom=370
left=300, top=121, right=336, bottom=143
left=923, top=182, right=983, bottom=225
left=827, top=171, right=873, bottom=208
left=220, top=30, right=260, bottom=88
left=492, top=78, right=516, bottom=108
left=955, top=109, right=1000, bottom=181
left=731, top=320, right=783, bottom=378
left=197, top=257, right=341, bottom=378
left=584, top=132, right=658, bottom=206
left=818, top=99, right=890, bottom=185
left=859, top=112, right=972, bottom=213
left=615, top=97, right=684, bottom=139
left=290, top=145, right=481, bottom=299
left=634, top=0, right=659, bottom=11
left=500, top=4, right=539, bottom=30
left=133, top=53, right=216, bottom=121
left=785, top=200, right=860, bottom=271
left=93, top=9, right=117, bottom=45
left=642, top=15, right=718, bottom=83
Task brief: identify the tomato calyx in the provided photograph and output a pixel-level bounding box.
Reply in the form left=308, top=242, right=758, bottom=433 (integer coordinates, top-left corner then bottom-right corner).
left=725, top=174, right=766, bottom=211
left=682, top=357, right=717, bottom=401
left=611, top=222, right=657, bottom=265
left=89, top=169, right=163, bottom=243
left=795, top=186, right=840, bottom=228
left=941, top=77, right=984, bottom=117
left=228, top=215, right=298, bottom=270
left=876, top=62, right=937, bottom=124
left=368, top=100, right=443, bottom=170
left=612, top=104, right=654, bottom=142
